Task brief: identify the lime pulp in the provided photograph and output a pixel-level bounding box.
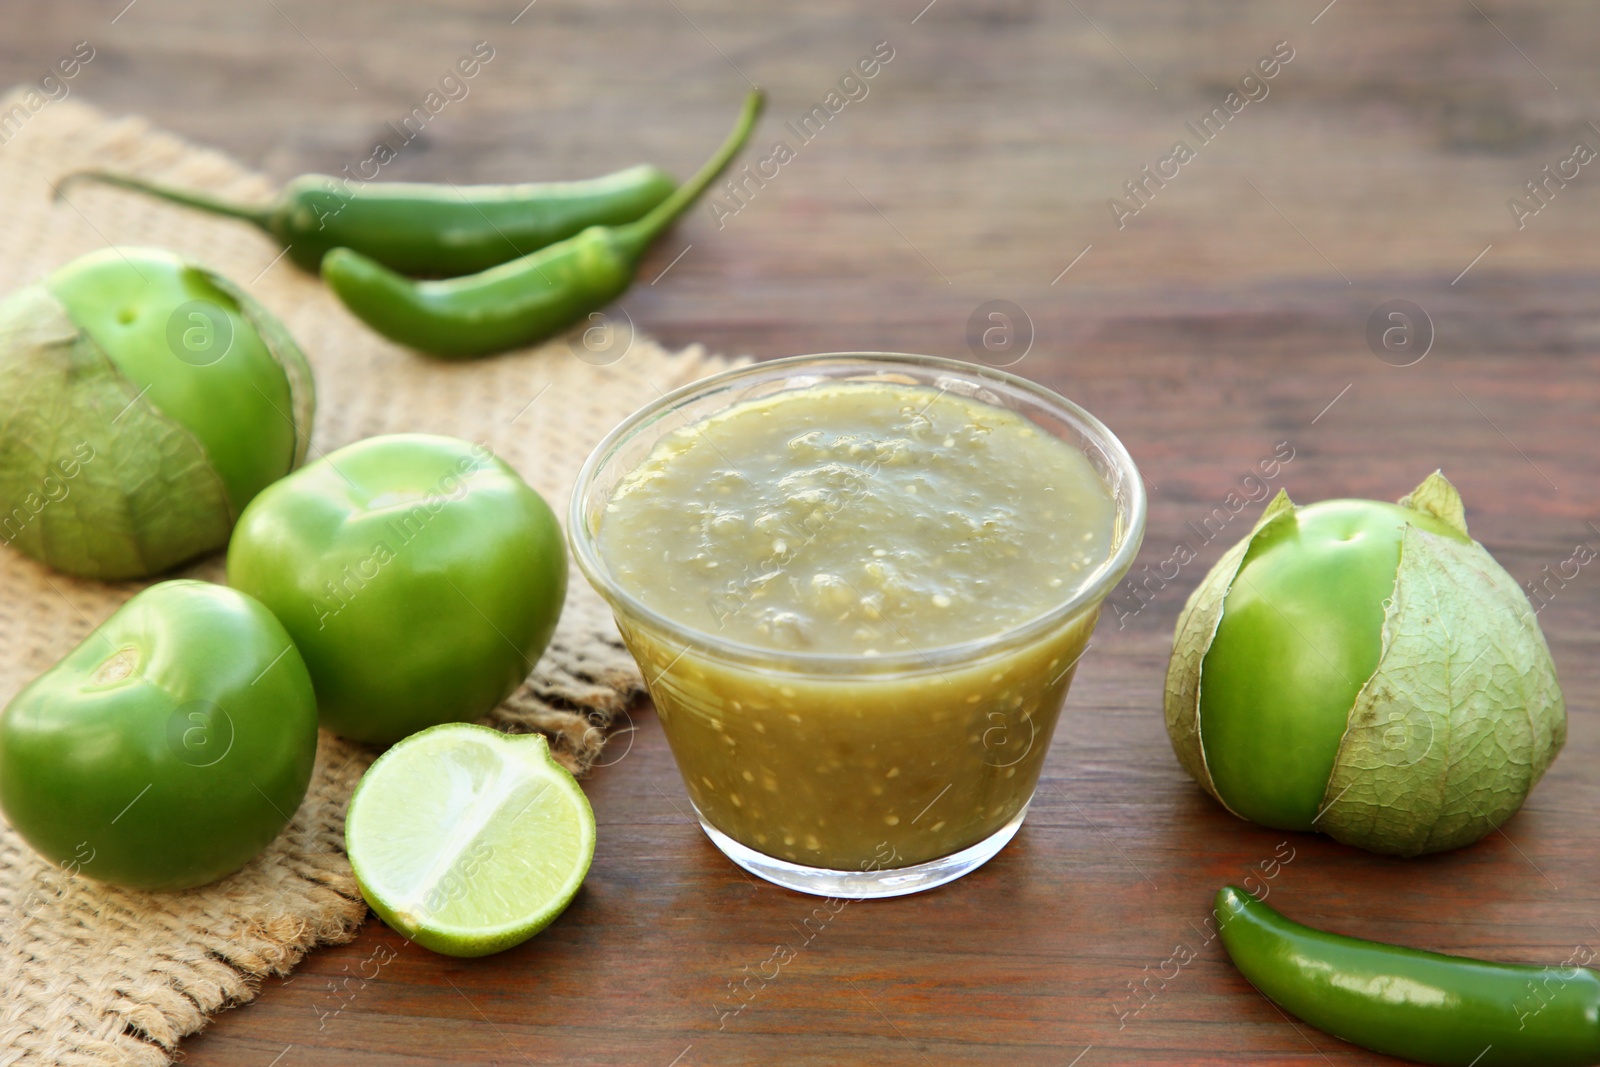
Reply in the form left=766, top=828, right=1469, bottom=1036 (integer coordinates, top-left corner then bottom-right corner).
left=345, top=723, right=595, bottom=957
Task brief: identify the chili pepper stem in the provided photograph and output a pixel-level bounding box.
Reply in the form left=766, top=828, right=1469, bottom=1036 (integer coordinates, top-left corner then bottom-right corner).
left=611, top=88, right=766, bottom=263
left=54, top=170, right=274, bottom=230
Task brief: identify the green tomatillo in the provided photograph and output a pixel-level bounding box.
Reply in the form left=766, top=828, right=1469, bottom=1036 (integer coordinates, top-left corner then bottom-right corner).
left=1165, top=472, right=1564, bottom=856
left=0, top=580, right=319, bottom=890
left=0, top=247, right=315, bottom=579
left=227, top=433, right=567, bottom=745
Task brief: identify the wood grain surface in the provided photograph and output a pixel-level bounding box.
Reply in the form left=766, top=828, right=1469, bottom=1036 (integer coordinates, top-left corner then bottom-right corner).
left=7, top=1, right=1600, bottom=1064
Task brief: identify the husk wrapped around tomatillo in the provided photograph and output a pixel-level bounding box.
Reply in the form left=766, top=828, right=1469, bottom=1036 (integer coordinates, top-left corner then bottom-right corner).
left=0, top=248, right=314, bottom=580
left=1165, top=472, right=1564, bottom=857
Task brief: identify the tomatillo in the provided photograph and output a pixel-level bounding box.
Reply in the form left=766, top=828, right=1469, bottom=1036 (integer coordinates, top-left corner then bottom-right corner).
left=1165, top=472, right=1564, bottom=856
left=0, top=580, right=318, bottom=890
left=227, top=434, right=567, bottom=745
left=0, top=247, right=314, bottom=579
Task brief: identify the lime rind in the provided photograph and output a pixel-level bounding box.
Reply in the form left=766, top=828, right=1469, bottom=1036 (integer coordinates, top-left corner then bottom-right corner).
left=346, top=723, right=595, bottom=958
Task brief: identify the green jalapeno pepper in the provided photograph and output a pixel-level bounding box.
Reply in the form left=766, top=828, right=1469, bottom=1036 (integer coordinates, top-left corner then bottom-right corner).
left=1215, top=886, right=1600, bottom=1066
left=320, top=88, right=764, bottom=359
left=56, top=164, right=676, bottom=277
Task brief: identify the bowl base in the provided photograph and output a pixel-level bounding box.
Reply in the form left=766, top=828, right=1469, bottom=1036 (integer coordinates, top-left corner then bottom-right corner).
left=692, top=800, right=1031, bottom=899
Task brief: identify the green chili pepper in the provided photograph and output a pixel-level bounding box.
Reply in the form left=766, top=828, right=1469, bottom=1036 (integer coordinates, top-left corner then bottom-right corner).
left=320, top=88, right=765, bottom=360
left=1215, top=886, right=1600, bottom=1067
left=54, top=164, right=677, bottom=277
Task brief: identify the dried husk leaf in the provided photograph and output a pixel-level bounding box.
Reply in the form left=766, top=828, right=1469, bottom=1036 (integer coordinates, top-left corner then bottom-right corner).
left=0, top=284, right=233, bottom=579
left=1317, top=521, right=1565, bottom=856
left=1397, top=469, right=1468, bottom=538
left=1163, top=489, right=1297, bottom=809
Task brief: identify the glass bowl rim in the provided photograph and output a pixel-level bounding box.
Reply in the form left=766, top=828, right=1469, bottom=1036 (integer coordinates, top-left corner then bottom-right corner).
left=568, top=351, right=1147, bottom=675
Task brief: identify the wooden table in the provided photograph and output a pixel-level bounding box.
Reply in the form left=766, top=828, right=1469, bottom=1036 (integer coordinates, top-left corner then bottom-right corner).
left=8, top=1, right=1600, bottom=1063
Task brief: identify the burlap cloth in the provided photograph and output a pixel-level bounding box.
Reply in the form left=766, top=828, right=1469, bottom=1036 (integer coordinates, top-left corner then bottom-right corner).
left=0, top=88, right=734, bottom=1065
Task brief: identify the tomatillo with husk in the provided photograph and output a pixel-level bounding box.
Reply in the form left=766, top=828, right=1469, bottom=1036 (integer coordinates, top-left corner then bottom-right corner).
left=226, top=434, right=567, bottom=745
left=0, top=247, right=314, bottom=579
left=0, top=580, right=319, bottom=890
left=1165, top=472, right=1564, bottom=856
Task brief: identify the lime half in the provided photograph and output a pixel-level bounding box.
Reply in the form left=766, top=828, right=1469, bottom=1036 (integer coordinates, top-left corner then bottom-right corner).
left=345, top=723, right=595, bottom=957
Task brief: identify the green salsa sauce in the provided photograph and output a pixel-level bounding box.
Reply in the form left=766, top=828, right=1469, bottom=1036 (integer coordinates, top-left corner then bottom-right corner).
left=597, top=380, right=1118, bottom=868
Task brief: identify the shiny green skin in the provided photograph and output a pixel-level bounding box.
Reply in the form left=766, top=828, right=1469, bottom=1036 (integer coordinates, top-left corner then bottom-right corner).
left=226, top=434, right=567, bottom=745
left=321, top=230, right=634, bottom=359
left=1199, top=500, right=1468, bottom=830
left=45, top=247, right=299, bottom=518
left=322, top=88, right=766, bottom=359
left=0, top=581, right=318, bottom=890
left=1216, top=886, right=1600, bottom=1066
left=58, top=165, right=678, bottom=276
